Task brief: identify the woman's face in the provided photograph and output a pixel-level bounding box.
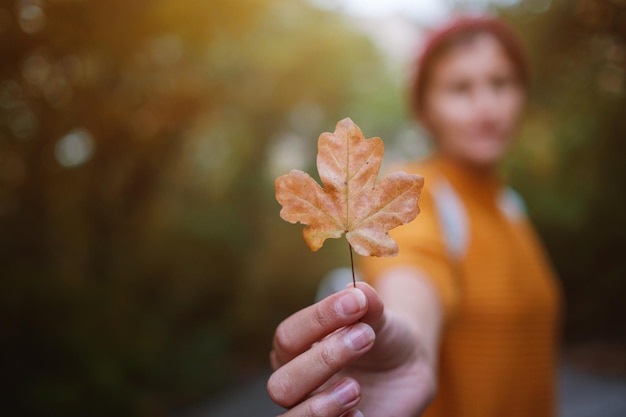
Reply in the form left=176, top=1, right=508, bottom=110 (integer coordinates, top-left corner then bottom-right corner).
left=422, top=34, right=525, bottom=169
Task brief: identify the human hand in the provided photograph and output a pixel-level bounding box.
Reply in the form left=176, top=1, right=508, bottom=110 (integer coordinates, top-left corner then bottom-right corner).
left=267, top=282, right=436, bottom=417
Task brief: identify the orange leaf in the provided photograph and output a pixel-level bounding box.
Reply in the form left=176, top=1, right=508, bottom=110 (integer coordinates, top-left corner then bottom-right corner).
left=274, top=118, right=424, bottom=257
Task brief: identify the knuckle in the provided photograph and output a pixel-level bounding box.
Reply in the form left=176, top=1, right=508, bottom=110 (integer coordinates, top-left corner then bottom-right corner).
left=301, top=397, right=324, bottom=417
left=313, top=301, right=334, bottom=330
left=318, top=343, right=339, bottom=370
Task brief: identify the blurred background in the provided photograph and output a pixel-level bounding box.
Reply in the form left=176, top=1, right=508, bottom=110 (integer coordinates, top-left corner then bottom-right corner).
left=1, top=0, right=625, bottom=416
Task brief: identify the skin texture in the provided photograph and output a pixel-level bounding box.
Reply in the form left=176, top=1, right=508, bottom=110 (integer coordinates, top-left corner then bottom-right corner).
left=267, top=32, right=526, bottom=417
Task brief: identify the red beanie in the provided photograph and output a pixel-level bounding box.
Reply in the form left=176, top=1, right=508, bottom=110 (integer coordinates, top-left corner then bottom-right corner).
left=410, top=15, right=530, bottom=119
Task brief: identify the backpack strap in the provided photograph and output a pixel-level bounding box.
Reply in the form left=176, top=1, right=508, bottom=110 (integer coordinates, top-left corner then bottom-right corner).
left=315, top=267, right=360, bottom=302
left=497, top=187, right=527, bottom=222
left=430, top=177, right=469, bottom=262
left=431, top=178, right=527, bottom=262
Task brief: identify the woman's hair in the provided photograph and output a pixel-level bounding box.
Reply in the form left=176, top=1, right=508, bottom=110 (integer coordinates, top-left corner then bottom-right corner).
left=410, top=15, right=530, bottom=119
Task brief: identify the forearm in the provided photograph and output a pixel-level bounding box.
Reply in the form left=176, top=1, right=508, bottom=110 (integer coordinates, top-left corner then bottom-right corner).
left=374, top=266, right=444, bottom=368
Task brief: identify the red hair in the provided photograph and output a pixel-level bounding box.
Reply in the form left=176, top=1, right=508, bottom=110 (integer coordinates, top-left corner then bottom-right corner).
left=410, top=15, right=530, bottom=119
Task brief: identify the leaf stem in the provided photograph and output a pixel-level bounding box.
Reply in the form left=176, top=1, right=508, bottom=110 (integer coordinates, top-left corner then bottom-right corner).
left=348, top=242, right=356, bottom=288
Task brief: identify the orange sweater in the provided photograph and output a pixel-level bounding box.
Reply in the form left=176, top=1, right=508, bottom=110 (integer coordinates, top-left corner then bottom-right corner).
left=360, top=157, right=562, bottom=417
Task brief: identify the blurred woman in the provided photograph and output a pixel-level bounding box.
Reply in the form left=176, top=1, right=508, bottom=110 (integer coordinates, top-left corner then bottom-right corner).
left=267, top=16, right=562, bottom=417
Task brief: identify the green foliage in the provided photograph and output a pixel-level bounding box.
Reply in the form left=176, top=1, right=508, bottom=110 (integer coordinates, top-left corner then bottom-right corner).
left=501, top=0, right=626, bottom=343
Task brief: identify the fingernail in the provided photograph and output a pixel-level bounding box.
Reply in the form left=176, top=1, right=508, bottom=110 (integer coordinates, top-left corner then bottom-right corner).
left=332, top=379, right=359, bottom=406
left=336, top=288, right=366, bottom=316
left=344, top=323, right=375, bottom=351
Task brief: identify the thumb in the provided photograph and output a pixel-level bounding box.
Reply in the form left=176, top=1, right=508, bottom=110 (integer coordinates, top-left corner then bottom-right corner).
left=351, top=282, right=385, bottom=332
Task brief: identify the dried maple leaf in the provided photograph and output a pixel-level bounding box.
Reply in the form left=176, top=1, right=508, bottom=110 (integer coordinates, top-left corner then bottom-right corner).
left=274, top=118, right=424, bottom=257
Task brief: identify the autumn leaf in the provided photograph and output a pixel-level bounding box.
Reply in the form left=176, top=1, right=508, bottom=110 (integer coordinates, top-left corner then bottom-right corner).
left=274, top=118, right=424, bottom=257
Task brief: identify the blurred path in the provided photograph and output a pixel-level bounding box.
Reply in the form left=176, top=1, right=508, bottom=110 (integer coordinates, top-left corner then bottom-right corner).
left=559, top=363, right=626, bottom=417
left=180, top=363, right=626, bottom=417
left=178, top=371, right=282, bottom=417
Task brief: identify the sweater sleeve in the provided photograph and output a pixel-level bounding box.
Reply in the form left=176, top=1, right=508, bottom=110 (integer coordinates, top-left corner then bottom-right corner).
left=359, top=185, right=461, bottom=325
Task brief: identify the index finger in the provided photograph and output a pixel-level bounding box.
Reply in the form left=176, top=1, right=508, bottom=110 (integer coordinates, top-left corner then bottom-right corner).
left=272, top=287, right=365, bottom=367
left=272, top=283, right=383, bottom=367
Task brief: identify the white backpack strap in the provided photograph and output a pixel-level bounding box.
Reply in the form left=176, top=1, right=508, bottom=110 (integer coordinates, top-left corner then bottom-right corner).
left=498, top=187, right=527, bottom=222
left=430, top=177, right=469, bottom=262
left=315, top=267, right=361, bottom=302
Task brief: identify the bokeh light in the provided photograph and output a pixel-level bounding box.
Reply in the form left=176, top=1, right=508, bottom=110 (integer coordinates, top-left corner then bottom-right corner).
left=18, top=3, right=45, bottom=34
left=55, top=129, right=95, bottom=167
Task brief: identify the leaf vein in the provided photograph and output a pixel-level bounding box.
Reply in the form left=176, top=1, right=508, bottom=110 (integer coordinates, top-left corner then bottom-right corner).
left=351, top=184, right=416, bottom=229
left=284, top=189, right=343, bottom=230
